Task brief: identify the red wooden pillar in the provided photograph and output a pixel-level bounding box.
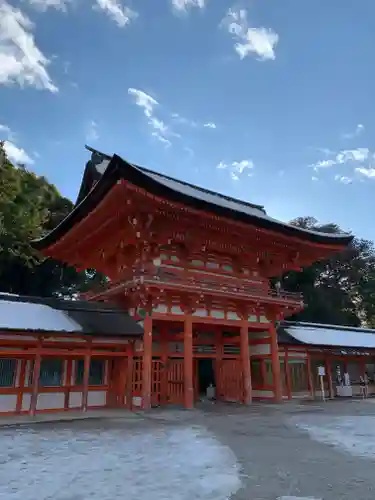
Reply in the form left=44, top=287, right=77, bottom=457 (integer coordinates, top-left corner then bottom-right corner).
left=16, top=359, right=27, bottom=414
left=184, top=314, right=194, bottom=409
left=64, top=360, right=73, bottom=411
left=284, top=348, right=292, bottom=400
left=142, top=313, right=153, bottom=410
left=30, top=353, right=42, bottom=416
left=240, top=320, right=252, bottom=405
left=82, top=352, right=91, bottom=412
left=126, top=343, right=134, bottom=410
left=325, top=357, right=334, bottom=399
left=215, top=327, right=223, bottom=401
left=160, top=326, right=169, bottom=406
left=307, top=352, right=314, bottom=398
left=270, top=324, right=282, bottom=402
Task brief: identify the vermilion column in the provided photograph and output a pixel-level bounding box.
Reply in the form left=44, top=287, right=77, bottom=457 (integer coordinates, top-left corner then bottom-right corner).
left=126, top=342, right=134, bottom=410
left=160, top=326, right=169, bottom=406
left=184, top=315, right=194, bottom=409
left=30, top=352, right=42, bottom=416
left=325, top=357, right=334, bottom=399
left=270, top=324, right=282, bottom=402
left=82, top=352, right=91, bottom=412
left=142, top=313, right=153, bottom=410
left=307, top=352, right=314, bottom=398
left=284, top=348, right=292, bottom=400
left=240, top=320, right=252, bottom=405
left=215, top=328, right=223, bottom=401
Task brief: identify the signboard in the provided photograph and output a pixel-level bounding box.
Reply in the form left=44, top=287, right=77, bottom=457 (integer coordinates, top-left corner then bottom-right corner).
left=318, top=366, right=326, bottom=377
left=317, top=366, right=326, bottom=402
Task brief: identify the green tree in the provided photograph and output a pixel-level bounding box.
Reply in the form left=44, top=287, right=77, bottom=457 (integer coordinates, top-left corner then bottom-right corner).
left=281, top=217, right=375, bottom=327
left=0, top=142, right=102, bottom=297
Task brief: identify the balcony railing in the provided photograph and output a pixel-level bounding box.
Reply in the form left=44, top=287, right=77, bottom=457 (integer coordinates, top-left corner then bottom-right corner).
left=134, top=267, right=303, bottom=304
left=82, top=266, right=303, bottom=304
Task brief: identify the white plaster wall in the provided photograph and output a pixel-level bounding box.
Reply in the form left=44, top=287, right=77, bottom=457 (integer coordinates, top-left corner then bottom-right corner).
left=87, top=391, right=107, bottom=407
left=69, top=392, right=82, bottom=408
left=22, top=393, right=31, bottom=411
left=0, top=395, right=17, bottom=412
left=252, top=390, right=274, bottom=399
left=37, top=393, right=65, bottom=410
left=193, top=308, right=208, bottom=317
left=251, top=343, right=271, bottom=355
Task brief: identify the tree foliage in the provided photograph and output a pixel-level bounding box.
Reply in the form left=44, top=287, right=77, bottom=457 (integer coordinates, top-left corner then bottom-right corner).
left=281, top=217, right=375, bottom=327
left=0, top=141, right=102, bottom=297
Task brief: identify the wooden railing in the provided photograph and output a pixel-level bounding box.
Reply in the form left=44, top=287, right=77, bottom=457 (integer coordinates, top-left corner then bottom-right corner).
left=82, top=266, right=303, bottom=304
left=136, top=267, right=303, bottom=303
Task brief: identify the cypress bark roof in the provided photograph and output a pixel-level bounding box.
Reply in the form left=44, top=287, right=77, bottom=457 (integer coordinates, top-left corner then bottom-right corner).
left=32, top=147, right=353, bottom=251
left=0, top=293, right=143, bottom=337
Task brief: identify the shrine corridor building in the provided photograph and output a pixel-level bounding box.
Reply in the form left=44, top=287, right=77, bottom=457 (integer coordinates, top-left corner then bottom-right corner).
left=0, top=148, right=356, bottom=415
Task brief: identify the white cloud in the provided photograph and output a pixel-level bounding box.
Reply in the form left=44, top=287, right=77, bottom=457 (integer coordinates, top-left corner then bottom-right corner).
left=27, top=0, right=72, bottom=12
left=311, top=176, right=318, bottom=181
left=342, top=123, right=364, bottom=140
left=217, top=159, right=254, bottom=180
left=94, top=0, right=138, bottom=28
left=4, top=140, right=34, bottom=165
left=171, top=0, right=205, bottom=13
left=128, top=88, right=158, bottom=117
left=203, top=122, right=216, bottom=129
left=128, top=87, right=178, bottom=146
left=336, top=148, right=369, bottom=164
left=355, top=167, right=375, bottom=179
left=86, top=120, right=99, bottom=142
left=311, top=147, right=370, bottom=171
left=335, top=174, right=352, bottom=184
left=0, top=1, right=57, bottom=92
left=221, top=8, right=279, bottom=61
left=313, top=159, right=337, bottom=170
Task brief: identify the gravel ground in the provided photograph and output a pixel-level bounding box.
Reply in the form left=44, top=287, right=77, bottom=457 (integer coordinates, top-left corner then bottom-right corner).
left=3, top=400, right=375, bottom=500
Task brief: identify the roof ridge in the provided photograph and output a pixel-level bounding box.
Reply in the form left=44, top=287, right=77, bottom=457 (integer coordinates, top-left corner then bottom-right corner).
left=85, top=145, right=267, bottom=214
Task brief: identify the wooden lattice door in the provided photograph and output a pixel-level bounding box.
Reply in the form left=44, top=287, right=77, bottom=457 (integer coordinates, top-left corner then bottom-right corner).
left=218, top=359, right=243, bottom=403
left=167, top=359, right=184, bottom=405
left=152, top=360, right=162, bottom=407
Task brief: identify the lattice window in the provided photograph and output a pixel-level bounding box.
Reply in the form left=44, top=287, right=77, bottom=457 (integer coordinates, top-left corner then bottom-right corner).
left=0, top=359, right=17, bottom=388
left=250, top=360, right=262, bottom=386
left=75, top=359, right=105, bottom=386
left=40, top=359, right=63, bottom=387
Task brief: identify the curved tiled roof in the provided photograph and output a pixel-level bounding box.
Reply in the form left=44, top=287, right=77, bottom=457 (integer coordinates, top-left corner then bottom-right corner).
left=0, top=293, right=143, bottom=337
left=32, top=147, right=353, bottom=250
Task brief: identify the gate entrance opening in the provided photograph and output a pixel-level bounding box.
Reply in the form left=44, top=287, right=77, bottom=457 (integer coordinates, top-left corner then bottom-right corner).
left=197, top=359, right=215, bottom=397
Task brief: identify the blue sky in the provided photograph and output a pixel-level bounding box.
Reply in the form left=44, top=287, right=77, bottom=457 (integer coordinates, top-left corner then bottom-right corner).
left=1, top=0, right=374, bottom=241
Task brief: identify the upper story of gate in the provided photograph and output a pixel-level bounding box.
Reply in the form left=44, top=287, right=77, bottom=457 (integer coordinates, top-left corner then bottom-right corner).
left=31, top=147, right=353, bottom=319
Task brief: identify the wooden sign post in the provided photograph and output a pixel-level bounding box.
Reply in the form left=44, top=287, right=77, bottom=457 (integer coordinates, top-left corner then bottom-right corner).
left=318, top=365, right=326, bottom=402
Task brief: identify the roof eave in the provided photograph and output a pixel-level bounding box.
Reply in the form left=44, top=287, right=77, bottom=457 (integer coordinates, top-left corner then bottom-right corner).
left=31, top=154, right=354, bottom=252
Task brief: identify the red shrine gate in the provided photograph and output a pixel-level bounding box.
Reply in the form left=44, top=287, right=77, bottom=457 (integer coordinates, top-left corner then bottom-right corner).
left=31, top=147, right=352, bottom=410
